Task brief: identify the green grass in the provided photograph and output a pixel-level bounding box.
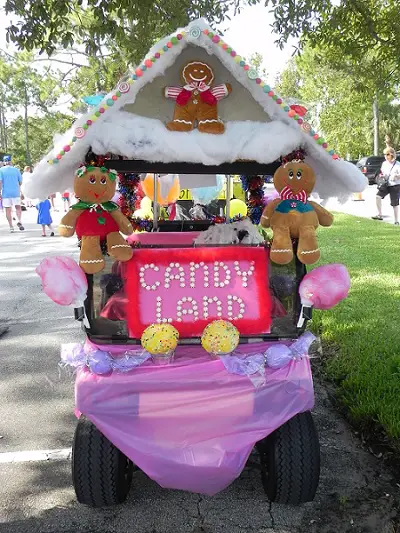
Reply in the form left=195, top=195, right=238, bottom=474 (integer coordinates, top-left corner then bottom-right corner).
left=310, top=213, right=400, bottom=440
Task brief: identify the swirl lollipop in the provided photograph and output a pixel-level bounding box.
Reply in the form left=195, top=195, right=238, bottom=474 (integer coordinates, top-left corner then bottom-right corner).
left=201, top=320, right=240, bottom=358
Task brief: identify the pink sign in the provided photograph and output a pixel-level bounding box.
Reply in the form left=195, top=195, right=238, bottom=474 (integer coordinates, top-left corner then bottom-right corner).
left=126, top=246, right=272, bottom=337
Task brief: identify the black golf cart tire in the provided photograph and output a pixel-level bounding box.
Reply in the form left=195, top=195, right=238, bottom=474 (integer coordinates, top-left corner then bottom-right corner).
left=258, top=411, right=320, bottom=505
left=72, top=416, right=133, bottom=507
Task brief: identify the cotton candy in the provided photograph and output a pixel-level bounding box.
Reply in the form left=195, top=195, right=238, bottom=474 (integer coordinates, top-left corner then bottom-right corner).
left=36, top=256, right=88, bottom=306
left=299, top=263, right=350, bottom=310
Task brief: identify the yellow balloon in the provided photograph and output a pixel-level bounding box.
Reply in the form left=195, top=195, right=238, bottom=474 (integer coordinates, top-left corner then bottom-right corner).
left=225, top=199, right=248, bottom=218
left=140, top=196, right=152, bottom=211
left=133, top=208, right=153, bottom=219
left=141, top=323, right=180, bottom=355
left=141, top=174, right=180, bottom=206
left=201, top=320, right=240, bottom=355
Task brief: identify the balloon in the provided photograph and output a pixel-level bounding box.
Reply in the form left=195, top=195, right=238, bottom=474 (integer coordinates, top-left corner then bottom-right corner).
left=141, top=174, right=180, bottom=206
left=201, top=320, right=240, bottom=356
left=263, top=189, right=279, bottom=205
left=36, top=256, right=88, bottom=306
left=225, top=199, right=247, bottom=218
left=299, top=264, right=350, bottom=310
left=191, top=175, right=225, bottom=205
left=140, top=196, right=152, bottom=211
left=141, top=323, right=180, bottom=354
left=133, top=208, right=153, bottom=219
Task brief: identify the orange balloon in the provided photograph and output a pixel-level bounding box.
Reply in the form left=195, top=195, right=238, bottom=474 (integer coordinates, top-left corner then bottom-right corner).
left=141, top=174, right=180, bottom=206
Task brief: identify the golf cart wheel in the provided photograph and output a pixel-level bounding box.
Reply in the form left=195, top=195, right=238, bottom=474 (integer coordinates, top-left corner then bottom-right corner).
left=257, top=411, right=320, bottom=505
left=72, top=416, right=133, bottom=507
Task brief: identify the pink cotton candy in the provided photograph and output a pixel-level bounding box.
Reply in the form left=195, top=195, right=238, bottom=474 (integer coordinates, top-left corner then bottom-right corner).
left=36, top=256, right=88, bottom=306
left=299, top=263, right=350, bottom=310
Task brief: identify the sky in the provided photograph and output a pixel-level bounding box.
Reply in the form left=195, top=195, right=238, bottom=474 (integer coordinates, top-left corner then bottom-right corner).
left=0, top=2, right=297, bottom=114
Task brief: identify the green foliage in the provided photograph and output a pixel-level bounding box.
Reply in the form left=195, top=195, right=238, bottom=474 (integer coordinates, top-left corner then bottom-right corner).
left=275, top=45, right=399, bottom=158
left=265, top=0, right=400, bottom=77
left=4, top=0, right=251, bottom=64
left=7, top=112, right=74, bottom=168
left=312, top=213, right=400, bottom=441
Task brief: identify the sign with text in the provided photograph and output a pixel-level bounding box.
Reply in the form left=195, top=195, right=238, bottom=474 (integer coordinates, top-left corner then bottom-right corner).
left=126, top=246, right=272, bottom=338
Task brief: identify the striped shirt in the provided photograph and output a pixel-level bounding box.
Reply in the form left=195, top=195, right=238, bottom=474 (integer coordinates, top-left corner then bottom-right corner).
left=165, top=84, right=229, bottom=101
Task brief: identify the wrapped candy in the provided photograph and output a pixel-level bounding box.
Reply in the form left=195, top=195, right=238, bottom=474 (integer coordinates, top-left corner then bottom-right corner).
left=36, top=256, right=88, bottom=306
left=141, top=324, right=179, bottom=355
left=265, top=332, right=316, bottom=369
left=201, top=320, right=240, bottom=357
left=299, top=264, right=350, bottom=310
left=60, top=344, right=151, bottom=375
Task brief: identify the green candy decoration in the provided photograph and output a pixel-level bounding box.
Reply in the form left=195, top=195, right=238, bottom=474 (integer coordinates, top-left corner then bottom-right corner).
left=97, top=216, right=106, bottom=225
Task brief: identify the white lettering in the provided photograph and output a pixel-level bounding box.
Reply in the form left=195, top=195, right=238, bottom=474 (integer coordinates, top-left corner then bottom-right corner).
left=139, top=264, right=160, bottom=291
left=189, top=261, right=209, bottom=288
left=227, top=295, right=246, bottom=320
left=213, top=261, right=232, bottom=288
left=164, top=262, right=186, bottom=289
left=233, top=261, right=255, bottom=288
left=202, top=296, right=223, bottom=319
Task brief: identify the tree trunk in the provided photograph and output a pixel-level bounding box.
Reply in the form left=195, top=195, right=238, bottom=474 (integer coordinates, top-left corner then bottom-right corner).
left=0, top=93, right=7, bottom=152
left=373, top=95, right=379, bottom=156
left=23, top=83, right=31, bottom=166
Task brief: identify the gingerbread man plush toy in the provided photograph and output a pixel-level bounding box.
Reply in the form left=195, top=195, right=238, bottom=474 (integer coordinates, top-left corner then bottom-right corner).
left=260, top=156, right=333, bottom=265
left=165, top=61, right=231, bottom=134
left=59, top=166, right=133, bottom=274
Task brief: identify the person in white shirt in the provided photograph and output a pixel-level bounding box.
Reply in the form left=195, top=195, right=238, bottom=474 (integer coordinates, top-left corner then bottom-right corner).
left=372, top=147, right=400, bottom=225
left=22, top=166, right=33, bottom=207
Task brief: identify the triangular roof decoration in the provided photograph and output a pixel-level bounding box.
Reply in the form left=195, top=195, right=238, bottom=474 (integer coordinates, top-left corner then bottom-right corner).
left=24, top=18, right=367, bottom=200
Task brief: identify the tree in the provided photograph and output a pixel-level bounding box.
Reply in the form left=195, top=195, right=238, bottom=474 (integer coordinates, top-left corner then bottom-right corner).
left=4, top=0, right=253, bottom=64
left=7, top=112, right=74, bottom=169
left=275, top=44, right=398, bottom=158
left=0, top=52, right=66, bottom=165
left=264, top=0, right=400, bottom=76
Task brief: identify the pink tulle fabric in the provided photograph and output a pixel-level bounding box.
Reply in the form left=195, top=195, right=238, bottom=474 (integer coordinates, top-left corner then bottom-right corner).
left=299, top=263, right=350, bottom=309
left=36, top=256, right=88, bottom=306
left=76, top=341, right=314, bottom=495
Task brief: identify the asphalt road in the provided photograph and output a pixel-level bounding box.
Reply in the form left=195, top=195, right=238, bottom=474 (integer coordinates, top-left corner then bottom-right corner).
left=0, top=198, right=398, bottom=533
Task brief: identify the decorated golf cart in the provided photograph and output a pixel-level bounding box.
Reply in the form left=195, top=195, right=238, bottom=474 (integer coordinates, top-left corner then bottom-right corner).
left=28, top=19, right=366, bottom=508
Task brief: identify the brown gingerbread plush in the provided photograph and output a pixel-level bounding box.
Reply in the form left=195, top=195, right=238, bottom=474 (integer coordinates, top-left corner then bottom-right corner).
left=260, top=159, right=333, bottom=265
left=59, top=166, right=133, bottom=274
left=165, top=61, right=231, bottom=134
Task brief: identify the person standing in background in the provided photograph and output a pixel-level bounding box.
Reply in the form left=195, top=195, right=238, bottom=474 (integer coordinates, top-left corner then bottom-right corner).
left=22, top=166, right=33, bottom=207
left=36, top=197, right=54, bottom=236
left=61, top=191, right=71, bottom=212
left=0, top=155, right=24, bottom=232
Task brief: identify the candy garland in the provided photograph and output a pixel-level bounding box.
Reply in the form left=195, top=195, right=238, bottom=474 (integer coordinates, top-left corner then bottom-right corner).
left=117, top=173, right=153, bottom=232
left=240, top=175, right=266, bottom=225
left=47, top=25, right=339, bottom=166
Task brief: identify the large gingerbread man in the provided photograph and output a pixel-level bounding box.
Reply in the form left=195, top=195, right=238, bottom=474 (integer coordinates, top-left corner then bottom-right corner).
left=165, top=61, right=231, bottom=134
left=59, top=166, right=133, bottom=274
left=260, top=160, right=333, bottom=265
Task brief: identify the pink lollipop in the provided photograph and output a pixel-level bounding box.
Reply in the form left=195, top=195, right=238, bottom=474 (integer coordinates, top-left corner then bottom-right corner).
left=299, top=264, right=350, bottom=310
left=36, top=256, right=88, bottom=306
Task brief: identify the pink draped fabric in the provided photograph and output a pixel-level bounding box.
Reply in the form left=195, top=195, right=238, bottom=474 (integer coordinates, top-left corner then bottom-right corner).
left=75, top=342, right=314, bottom=495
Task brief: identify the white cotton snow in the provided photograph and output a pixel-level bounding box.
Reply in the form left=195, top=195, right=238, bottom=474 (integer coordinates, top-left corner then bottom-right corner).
left=23, top=17, right=368, bottom=201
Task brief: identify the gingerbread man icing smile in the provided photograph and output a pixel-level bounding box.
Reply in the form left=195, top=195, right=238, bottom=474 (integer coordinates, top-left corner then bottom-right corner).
left=165, top=61, right=231, bottom=134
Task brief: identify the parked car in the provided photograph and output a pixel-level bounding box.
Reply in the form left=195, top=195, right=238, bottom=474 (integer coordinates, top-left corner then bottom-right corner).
left=356, top=156, right=385, bottom=185
left=357, top=153, right=400, bottom=185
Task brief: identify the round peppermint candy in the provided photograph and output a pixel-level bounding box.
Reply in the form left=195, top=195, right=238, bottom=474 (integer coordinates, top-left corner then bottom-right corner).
left=74, top=127, right=86, bottom=139
left=301, top=122, right=312, bottom=133
left=118, top=81, right=130, bottom=94
left=189, top=26, right=201, bottom=39
left=247, top=68, right=259, bottom=80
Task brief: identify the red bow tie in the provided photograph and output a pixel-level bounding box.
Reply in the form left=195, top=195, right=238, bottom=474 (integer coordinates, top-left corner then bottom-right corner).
left=280, top=186, right=308, bottom=203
